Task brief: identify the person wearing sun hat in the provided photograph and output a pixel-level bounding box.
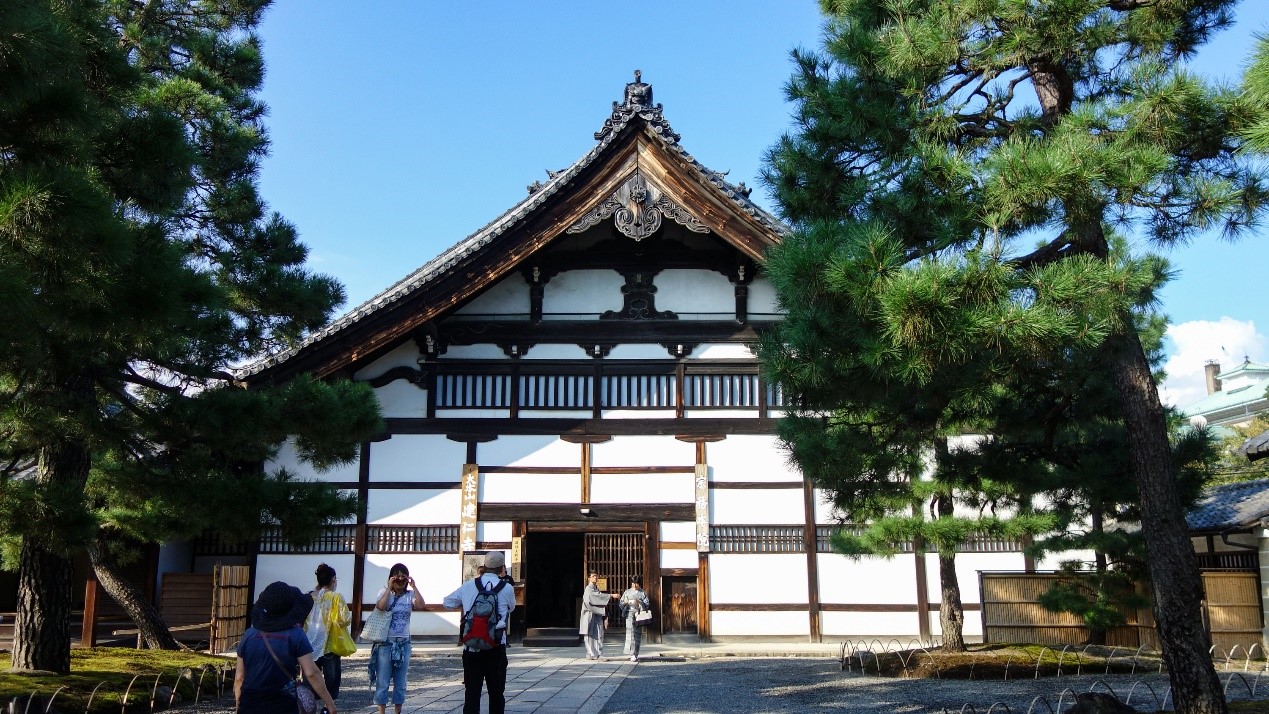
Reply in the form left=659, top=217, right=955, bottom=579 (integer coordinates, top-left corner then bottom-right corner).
left=443, top=550, right=517, bottom=714
left=235, top=581, right=338, bottom=714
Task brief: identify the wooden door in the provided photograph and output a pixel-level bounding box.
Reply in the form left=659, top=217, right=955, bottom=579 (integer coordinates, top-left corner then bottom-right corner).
left=583, top=533, right=644, bottom=627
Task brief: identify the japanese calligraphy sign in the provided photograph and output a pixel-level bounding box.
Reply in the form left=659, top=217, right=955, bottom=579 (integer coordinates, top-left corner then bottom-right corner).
left=695, top=463, right=710, bottom=552
left=460, top=463, right=479, bottom=554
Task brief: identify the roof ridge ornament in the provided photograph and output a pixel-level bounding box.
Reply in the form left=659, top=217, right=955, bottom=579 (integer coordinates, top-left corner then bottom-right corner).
left=594, top=70, right=681, bottom=144
left=566, top=169, right=709, bottom=241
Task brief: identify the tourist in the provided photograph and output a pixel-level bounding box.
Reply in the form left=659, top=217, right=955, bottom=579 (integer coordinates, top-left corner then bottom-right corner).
left=235, top=581, right=337, bottom=714
left=370, top=563, right=426, bottom=714
left=442, top=551, right=517, bottom=714
left=620, top=575, right=651, bottom=662
left=579, top=571, right=618, bottom=660
left=305, top=563, right=353, bottom=705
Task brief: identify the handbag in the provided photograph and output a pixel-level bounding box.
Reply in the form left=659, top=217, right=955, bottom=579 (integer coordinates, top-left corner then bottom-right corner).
left=634, top=609, right=653, bottom=626
left=359, top=608, right=391, bottom=643
left=359, top=593, right=399, bottom=643
left=327, top=622, right=357, bottom=656
left=259, top=632, right=319, bottom=714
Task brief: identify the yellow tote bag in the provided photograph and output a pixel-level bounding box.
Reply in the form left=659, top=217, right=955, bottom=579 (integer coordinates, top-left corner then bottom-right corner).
left=325, top=593, right=356, bottom=656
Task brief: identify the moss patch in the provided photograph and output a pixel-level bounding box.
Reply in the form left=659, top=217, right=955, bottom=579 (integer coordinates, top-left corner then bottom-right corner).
left=0, top=648, right=232, bottom=712
left=844, top=643, right=1169, bottom=680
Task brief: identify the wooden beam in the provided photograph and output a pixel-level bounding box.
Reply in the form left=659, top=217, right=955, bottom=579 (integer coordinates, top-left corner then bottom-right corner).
left=711, top=481, right=803, bottom=489
left=646, top=521, right=661, bottom=644
left=580, top=443, right=591, bottom=504
left=802, top=476, right=822, bottom=643
left=480, top=503, right=693, bottom=522
left=81, top=573, right=99, bottom=647
left=385, top=417, right=780, bottom=437
left=913, top=536, right=931, bottom=642
left=351, top=441, right=370, bottom=636
left=698, top=551, right=711, bottom=643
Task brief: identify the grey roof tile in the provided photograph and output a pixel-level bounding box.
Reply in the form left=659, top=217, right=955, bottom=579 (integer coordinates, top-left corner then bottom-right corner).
left=1186, top=478, right=1269, bottom=531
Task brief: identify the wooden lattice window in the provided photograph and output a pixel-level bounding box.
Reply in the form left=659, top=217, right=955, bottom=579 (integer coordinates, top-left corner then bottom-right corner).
left=257, top=526, right=357, bottom=554
left=711, top=525, right=805, bottom=553
left=583, top=532, right=644, bottom=598
left=366, top=525, right=459, bottom=553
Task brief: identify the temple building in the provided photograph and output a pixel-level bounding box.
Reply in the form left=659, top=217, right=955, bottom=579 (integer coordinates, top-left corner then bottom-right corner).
left=224, top=73, right=1033, bottom=643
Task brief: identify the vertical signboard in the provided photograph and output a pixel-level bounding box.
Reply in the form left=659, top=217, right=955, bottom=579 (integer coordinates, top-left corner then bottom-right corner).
left=460, top=463, right=479, bottom=554
left=695, top=464, right=710, bottom=552
left=511, top=536, right=523, bottom=582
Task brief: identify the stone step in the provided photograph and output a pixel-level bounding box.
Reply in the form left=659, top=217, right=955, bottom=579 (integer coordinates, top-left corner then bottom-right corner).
left=523, top=627, right=581, bottom=647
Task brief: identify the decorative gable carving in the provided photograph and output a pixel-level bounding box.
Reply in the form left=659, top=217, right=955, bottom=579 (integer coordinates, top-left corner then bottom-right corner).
left=566, top=170, right=708, bottom=242
left=600, top=268, right=677, bottom=321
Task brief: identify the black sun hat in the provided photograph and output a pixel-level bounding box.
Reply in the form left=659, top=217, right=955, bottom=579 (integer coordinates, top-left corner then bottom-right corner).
left=252, top=581, right=313, bottom=632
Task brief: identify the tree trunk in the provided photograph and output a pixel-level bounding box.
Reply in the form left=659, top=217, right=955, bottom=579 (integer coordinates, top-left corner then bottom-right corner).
left=1088, top=505, right=1108, bottom=647
left=12, top=443, right=89, bottom=674
left=1110, top=329, right=1226, bottom=714
left=87, top=541, right=180, bottom=650
left=937, top=551, right=966, bottom=652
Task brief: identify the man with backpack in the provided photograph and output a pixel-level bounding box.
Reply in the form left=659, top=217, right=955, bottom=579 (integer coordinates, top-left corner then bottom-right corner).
left=443, top=550, right=517, bottom=714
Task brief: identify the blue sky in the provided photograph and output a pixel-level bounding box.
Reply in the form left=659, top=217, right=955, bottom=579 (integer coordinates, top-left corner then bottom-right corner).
left=255, top=1, right=1269, bottom=407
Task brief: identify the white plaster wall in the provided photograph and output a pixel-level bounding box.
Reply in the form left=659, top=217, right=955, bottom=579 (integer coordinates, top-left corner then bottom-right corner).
left=252, top=554, right=357, bottom=598
left=354, top=342, right=421, bottom=381
left=661, top=549, right=699, bottom=569
left=694, top=344, right=756, bottom=359
left=748, top=277, right=780, bottom=317
left=440, top=345, right=509, bottom=360
left=480, top=473, right=578, bottom=503
left=479, top=522, right=513, bottom=542
left=267, top=438, right=359, bottom=483
left=923, top=552, right=1026, bottom=603
left=542, top=270, right=624, bottom=318
left=480, top=436, right=579, bottom=468
left=374, top=381, right=427, bottom=419
left=521, top=345, right=592, bottom=360
left=814, top=490, right=845, bottom=524
left=683, top=409, right=759, bottom=419
left=710, top=488, right=805, bottom=525
left=371, top=435, right=467, bottom=482
left=656, top=270, right=736, bottom=316
left=1033, top=549, right=1096, bottom=571
left=818, top=554, right=917, bottom=605
left=364, top=554, right=463, bottom=636
left=605, top=344, right=677, bottom=360
left=591, top=473, right=694, bottom=503
left=708, top=436, right=800, bottom=482
left=435, top=409, right=511, bottom=419
left=601, top=409, right=679, bottom=420
left=822, top=611, right=920, bottom=638
left=711, top=611, right=809, bottom=636
left=710, top=554, right=808, bottom=603
left=661, top=522, right=696, bottom=542
left=453, top=274, right=529, bottom=316
left=367, top=488, right=460, bottom=524
left=592, top=436, right=694, bottom=467
left=929, top=609, right=985, bottom=641
left=520, top=409, right=595, bottom=419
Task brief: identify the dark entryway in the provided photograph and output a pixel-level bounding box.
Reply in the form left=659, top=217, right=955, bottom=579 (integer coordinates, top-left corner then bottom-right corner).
left=525, top=532, right=584, bottom=628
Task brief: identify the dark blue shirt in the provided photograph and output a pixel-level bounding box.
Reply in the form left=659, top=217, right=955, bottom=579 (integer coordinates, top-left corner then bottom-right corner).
left=238, top=625, right=313, bottom=695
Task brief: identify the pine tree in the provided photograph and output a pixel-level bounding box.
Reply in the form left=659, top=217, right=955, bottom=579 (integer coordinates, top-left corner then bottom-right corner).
left=761, top=2, right=1263, bottom=711
left=0, top=1, right=381, bottom=671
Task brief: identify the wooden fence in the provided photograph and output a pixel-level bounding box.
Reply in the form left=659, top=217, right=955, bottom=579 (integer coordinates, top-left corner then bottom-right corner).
left=981, top=571, right=1262, bottom=653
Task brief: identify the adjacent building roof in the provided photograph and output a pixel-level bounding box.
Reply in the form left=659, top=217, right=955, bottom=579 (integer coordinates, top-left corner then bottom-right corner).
left=238, top=73, right=787, bottom=384
left=1240, top=430, right=1269, bottom=462
left=1186, top=478, right=1269, bottom=532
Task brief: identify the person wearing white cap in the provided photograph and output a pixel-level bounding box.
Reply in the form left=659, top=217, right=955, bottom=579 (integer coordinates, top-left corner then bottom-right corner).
left=443, top=550, right=517, bottom=714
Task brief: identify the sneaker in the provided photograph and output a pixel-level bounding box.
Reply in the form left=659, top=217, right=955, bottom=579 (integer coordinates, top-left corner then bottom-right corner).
left=630, top=656, right=638, bottom=662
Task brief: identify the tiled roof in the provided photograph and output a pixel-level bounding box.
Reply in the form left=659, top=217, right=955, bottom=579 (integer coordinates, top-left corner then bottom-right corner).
left=1180, top=383, right=1268, bottom=418
left=238, top=91, right=786, bottom=379
left=1186, top=478, right=1269, bottom=531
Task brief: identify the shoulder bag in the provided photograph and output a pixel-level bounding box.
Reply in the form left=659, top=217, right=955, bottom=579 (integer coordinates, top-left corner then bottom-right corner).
left=259, top=632, right=319, bottom=714
left=634, top=609, right=653, bottom=626
left=359, top=593, right=399, bottom=643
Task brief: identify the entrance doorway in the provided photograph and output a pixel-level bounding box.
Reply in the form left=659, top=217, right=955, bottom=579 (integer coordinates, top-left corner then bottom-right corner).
left=524, top=532, right=584, bottom=628
left=522, top=530, right=646, bottom=630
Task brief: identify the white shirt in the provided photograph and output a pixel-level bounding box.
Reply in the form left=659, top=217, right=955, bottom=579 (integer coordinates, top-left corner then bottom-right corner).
left=443, top=574, right=517, bottom=645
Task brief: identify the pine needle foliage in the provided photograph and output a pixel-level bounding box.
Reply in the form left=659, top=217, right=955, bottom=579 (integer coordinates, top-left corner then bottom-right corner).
left=761, top=1, right=1264, bottom=708
left=0, top=0, right=382, bottom=670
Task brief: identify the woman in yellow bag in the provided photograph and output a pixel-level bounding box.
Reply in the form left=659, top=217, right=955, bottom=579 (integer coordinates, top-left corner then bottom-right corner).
left=305, top=563, right=355, bottom=710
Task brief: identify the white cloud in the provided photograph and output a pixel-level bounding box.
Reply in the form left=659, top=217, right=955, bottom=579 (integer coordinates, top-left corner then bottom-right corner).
left=1161, top=318, right=1268, bottom=409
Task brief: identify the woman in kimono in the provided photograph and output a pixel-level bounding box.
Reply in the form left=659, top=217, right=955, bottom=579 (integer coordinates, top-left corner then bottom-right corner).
left=620, top=575, right=651, bottom=662
left=579, top=571, right=617, bottom=659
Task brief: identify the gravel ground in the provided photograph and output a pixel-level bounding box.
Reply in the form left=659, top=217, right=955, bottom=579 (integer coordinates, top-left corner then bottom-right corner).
left=166, top=655, right=1269, bottom=713
left=597, top=658, right=1269, bottom=714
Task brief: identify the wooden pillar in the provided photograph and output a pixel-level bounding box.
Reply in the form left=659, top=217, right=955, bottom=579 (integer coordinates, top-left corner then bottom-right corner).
left=802, top=475, right=822, bottom=643
left=698, top=551, right=711, bottom=642
left=581, top=442, right=592, bottom=504
left=351, top=441, right=370, bottom=634
left=645, top=520, right=661, bottom=644
left=1022, top=533, right=1036, bottom=573
left=81, top=572, right=99, bottom=647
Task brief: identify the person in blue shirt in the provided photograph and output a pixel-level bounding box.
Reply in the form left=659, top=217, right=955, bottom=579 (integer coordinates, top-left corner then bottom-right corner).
left=443, top=551, right=517, bottom=714
left=235, top=581, right=337, bottom=714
